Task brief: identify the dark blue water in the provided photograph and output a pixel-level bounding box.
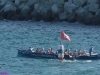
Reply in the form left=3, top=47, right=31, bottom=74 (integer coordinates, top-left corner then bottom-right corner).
left=0, top=20, right=100, bottom=75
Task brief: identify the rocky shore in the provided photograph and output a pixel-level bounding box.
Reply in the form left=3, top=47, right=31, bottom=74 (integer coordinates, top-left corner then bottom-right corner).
left=0, top=0, right=100, bottom=25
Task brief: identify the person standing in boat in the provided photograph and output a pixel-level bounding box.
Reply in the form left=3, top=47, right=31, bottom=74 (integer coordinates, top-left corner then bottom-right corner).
left=29, top=47, right=34, bottom=52
left=89, top=46, right=94, bottom=56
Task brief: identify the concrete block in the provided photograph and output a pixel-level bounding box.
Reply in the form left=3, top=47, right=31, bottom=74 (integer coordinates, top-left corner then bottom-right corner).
left=75, top=7, right=85, bottom=15
left=27, top=0, right=39, bottom=6
left=59, top=12, right=67, bottom=20
left=84, top=13, right=94, bottom=24
left=15, top=0, right=20, bottom=6
left=39, top=0, right=47, bottom=4
left=89, top=3, right=99, bottom=12
left=21, top=5, right=31, bottom=13
left=19, top=3, right=26, bottom=10
left=95, top=9, right=100, bottom=17
left=37, top=5, right=44, bottom=14
left=0, top=0, right=8, bottom=5
left=67, top=12, right=76, bottom=21
left=87, top=0, right=99, bottom=4
left=64, top=2, right=71, bottom=8
left=45, top=1, right=53, bottom=8
left=52, top=4, right=58, bottom=14
left=64, top=2, right=78, bottom=14
left=50, top=0, right=64, bottom=5
left=68, top=0, right=74, bottom=4
left=52, top=4, right=63, bottom=14
left=83, top=4, right=89, bottom=11
left=74, top=0, right=87, bottom=6
left=56, top=0, right=64, bottom=5
left=34, top=3, right=40, bottom=11
left=4, top=3, right=16, bottom=12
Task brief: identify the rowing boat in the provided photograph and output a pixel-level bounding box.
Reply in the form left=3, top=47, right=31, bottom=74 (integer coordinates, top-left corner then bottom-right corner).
left=17, top=49, right=100, bottom=60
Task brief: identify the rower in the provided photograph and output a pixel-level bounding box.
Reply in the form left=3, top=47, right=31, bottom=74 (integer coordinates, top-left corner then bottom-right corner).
left=58, top=45, right=64, bottom=60
left=82, top=50, right=86, bottom=56
left=29, top=47, right=34, bottom=52
left=89, top=46, right=94, bottom=56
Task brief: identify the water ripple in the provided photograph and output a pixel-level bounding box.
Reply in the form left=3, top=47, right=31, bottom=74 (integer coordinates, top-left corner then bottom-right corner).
left=0, top=21, right=99, bottom=75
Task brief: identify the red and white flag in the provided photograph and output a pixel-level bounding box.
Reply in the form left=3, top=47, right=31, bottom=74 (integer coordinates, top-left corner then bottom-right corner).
left=60, top=31, right=71, bottom=42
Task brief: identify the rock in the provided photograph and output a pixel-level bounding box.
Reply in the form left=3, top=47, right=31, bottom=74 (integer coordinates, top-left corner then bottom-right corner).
left=24, top=14, right=32, bottom=20
left=0, top=0, right=8, bottom=6
left=58, top=4, right=64, bottom=13
left=64, top=2, right=71, bottom=9
left=28, top=4, right=34, bottom=10
left=64, top=0, right=68, bottom=2
left=87, top=0, right=99, bottom=4
left=27, top=0, right=39, bottom=7
left=21, top=5, right=31, bottom=14
left=84, top=13, right=94, bottom=24
left=0, top=16, right=4, bottom=20
left=67, top=12, right=76, bottom=22
left=34, top=3, right=40, bottom=11
left=11, top=14, right=20, bottom=21
left=59, top=12, right=67, bottom=20
left=16, top=7, right=21, bottom=14
left=19, top=2, right=26, bottom=10
left=32, top=8, right=53, bottom=22
left=86, top=13, right=94, bottom=19
left=83, top=4, right=89, bottom=12
left=6, top=1, right=13, bottom=4
left=92, top=16, right=100, bottom=25
left=52, top=4, right=59, bottom=14
left=74, top=0, right=87, bottom=7
left=15, top=0, right=20, bottom=6
left=52, top=4, right=63, bottom=14
left=94, top=9, right=100, bottom=24
left=52, top=14, right=59, bottom=19
left=75, top=7, right=85, bottom=16
left=36, top=5, right=44, bottom=14
left=64, top=2, right=70, bottom=12
left=41, top=8, right=53, bottom=21
left=19, top=2, right=31, bottom=14
left=4, top=3, right=16, bottom=12
left=64, top=2, right=78, bottom=14
left=45, top=1, right=53, bottom=8
left=19, top=13, right=31, bottom=20
left=49, top=0, right=64, bottom=5
left=95, top=9, right=100, bottom=18
left=0, top=9, right=4, bottom=17
left=33, top=14, right=42, bottom=21
left=31, top=10, right=42, bottom=21
left=76, top=10, right=89, bottom=23
left=68, top=0, right=74, bottom=4
left=89, top=3, right=99, bottom=12
left=39, top=0, right=47, bottom=4
left=31, top=10, right=37, bottom=17
left=43, top=10, right=53, bottom=21
left=42, top=15, right=54, bottom=22
left=41, top=8, right=51, bottom=16
left=5, top=11, right=15, bottom=20
left=0, top=4, right=5, bottom=10
left=55, top=0, right=64, bottom=5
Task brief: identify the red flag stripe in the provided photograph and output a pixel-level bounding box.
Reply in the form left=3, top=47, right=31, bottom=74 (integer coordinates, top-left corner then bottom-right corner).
left=60, top=31, right=71, bottom=42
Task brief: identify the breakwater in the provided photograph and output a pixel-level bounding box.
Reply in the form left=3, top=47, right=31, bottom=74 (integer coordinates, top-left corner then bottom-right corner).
left=0, top=0, right=100, bottom=25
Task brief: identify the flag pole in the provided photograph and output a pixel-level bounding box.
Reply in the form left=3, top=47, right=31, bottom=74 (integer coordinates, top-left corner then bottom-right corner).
left=60, top=30, right=61, bottom=45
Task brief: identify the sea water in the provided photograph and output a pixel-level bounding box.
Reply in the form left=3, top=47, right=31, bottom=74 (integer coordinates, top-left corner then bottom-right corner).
left=0, top=20, right=100, bottom=75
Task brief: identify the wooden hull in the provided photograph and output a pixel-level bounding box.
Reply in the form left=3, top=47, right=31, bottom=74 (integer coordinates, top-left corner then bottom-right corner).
left=75, top=55, right=100, bottom=60
left=18, top=50, right=100, bottom=60
left=18, top=49, right=73, bottom=60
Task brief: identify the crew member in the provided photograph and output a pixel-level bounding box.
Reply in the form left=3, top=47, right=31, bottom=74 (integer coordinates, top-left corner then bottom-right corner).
left=89, top=46, right=94, bottom=56
left=29, top=47, right=34, bottom=52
